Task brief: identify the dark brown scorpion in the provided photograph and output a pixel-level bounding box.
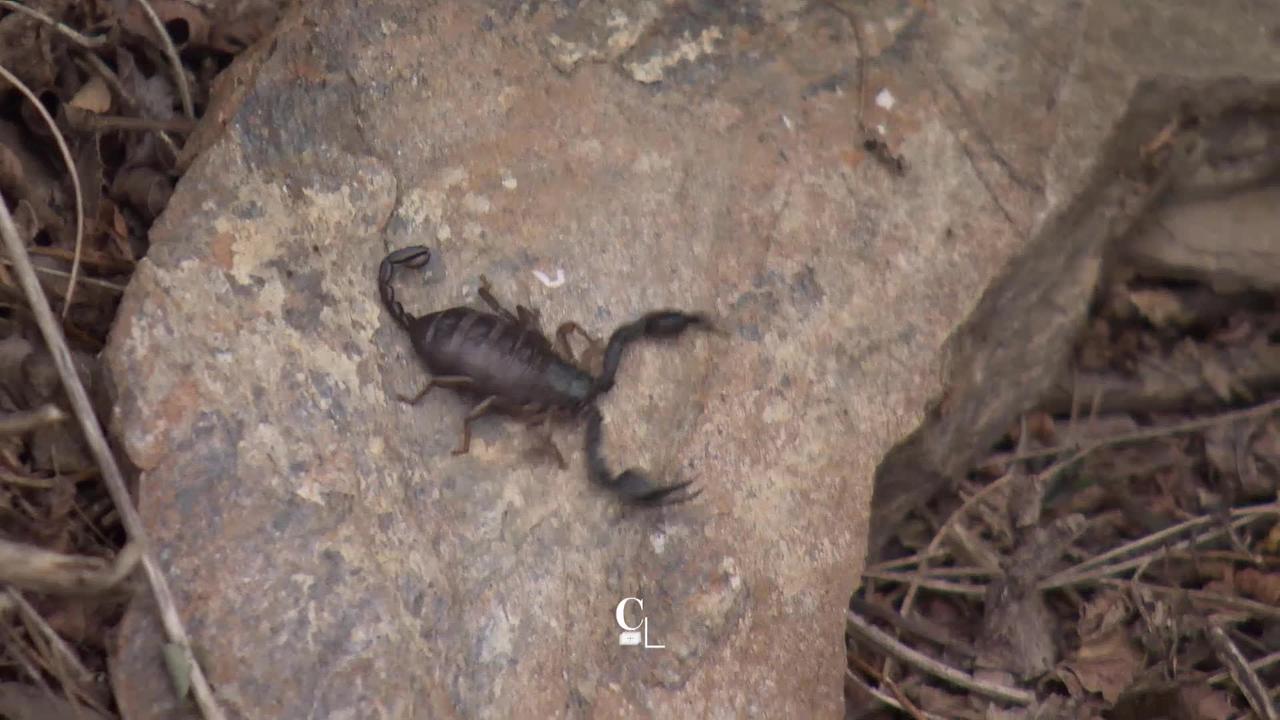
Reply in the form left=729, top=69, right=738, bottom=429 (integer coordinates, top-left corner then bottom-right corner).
left=378, top=245, right=717, bottom=506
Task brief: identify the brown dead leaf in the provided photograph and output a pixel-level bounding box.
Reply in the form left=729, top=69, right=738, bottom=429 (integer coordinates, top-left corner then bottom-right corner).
left=1234, top=567, right=1280, bottom=605
left=1262, top=521, right=1280, bottom=556
left=0, top=140, right=22, bottom=191
left=910, top=684, right=971, bottom=719
left=1128, top=288, right=1193, bottom=329
left=68, top=76, right=112, bottom=114
left=1198, top=351, right=1240, bottom=403
left=121, top=0, right=211, bottom=50
left=1059, top=629, right=1143, bottom=704
left=0, top=13, right=57, bottom=90
left=110, top=166, right=173, bottom=221
left=1057, top=591, right=1142, bottom=704
left=1178, top=684, right=1236, bottom=720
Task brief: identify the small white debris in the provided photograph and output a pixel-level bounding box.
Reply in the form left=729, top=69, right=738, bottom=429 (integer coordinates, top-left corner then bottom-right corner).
left=875, top=88, right=896, bottom=110
left=876, top=123, right=887, bottom=136
left=781, top=114, right=794, bottom=131
left=533, top=268, right=566, bottom=288
left=501, top=174, right=518, bottom=190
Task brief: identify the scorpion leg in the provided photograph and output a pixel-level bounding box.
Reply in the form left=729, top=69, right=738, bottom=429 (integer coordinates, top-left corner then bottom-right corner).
left=523, top=411, right=567, bottom=469
left=554, top=321, right=602, bottom=365
left=478, top=275, right=545, bottom=332
left=477, top=275, right=521, bottom=323
left=397, top=375, right=473, bottom=405
left=452, top=395, right=498, bottom=455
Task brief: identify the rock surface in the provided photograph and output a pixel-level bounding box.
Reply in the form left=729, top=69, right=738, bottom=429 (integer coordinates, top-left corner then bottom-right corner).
left=102, top=1, right=1280, bottom=717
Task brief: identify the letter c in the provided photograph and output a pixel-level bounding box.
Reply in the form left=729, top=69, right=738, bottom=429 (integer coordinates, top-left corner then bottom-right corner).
left=616, top=597, right=643, bottom=631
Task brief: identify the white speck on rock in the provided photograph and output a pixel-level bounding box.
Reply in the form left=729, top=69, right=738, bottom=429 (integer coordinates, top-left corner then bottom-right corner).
left=533, top=268, right=565, bottom=288
left=782, top=114, right=794, bottom=131
left=501, top=173, right=518, bottom=190
left=875, top=88, right=896, bottom=110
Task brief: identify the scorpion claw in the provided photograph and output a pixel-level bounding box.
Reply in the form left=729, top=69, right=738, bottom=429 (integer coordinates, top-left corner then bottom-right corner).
left=614, top=470, right=699, bottom=507
left=386, top=245, right=432, bottom=268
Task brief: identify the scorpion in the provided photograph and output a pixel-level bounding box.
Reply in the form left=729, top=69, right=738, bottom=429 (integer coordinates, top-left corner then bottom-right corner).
left=378, top=245, right=718, bottom=506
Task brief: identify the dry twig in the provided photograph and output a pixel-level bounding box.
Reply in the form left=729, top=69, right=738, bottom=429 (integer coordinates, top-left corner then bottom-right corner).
left=8, top=589, right=109, bottom=715
left=847, top=609, right=1035, bottom=705
left=1206, top=620, right=1278, bottom=720
left=0, top=63, right=86, bottom=319
left=131, top=0, right=195, bottom=119
left=988, top=396, right=1280, bottom=466
left=0, top=193, right=226, bottom=719
left=0, top=404, right=66, bottom=434
left=0, top=536, right=140, bottom=595
left=1041, top=503, right=1280, bottom=589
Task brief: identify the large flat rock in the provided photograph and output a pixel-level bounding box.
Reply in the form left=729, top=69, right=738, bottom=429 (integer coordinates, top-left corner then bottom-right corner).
left=102, top=1, right=1280, bottom=717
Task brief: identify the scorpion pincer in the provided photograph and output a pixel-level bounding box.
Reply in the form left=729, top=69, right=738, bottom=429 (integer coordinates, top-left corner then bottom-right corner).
left=377, top=245, right=718, bottom=506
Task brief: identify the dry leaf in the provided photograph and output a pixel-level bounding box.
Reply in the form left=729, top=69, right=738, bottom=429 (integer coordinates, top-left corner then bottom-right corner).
left=1262, top=520, right=1280, bottom=556
left=0, top=141, right=23, bottom=191
left=1235, top=568, right=1280, bottom=605
left=69, top=76, right=112, bottom=114
left=121, top=0, right=211, bottom=49
left=1060, top=629, right=1143, bottom=704
left=1057, top=591, right=1142, bottom=704
left=1128, top=288, right=1192, bottom=328
left=110, top=166, right=173, bottom=220
left=1178, top=684, right=1236, bottom=720
left=1198, top=352, right=1238, bottom=403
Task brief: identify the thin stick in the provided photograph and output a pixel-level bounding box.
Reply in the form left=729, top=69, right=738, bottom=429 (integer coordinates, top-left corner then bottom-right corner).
left=1, top=257, right=129, bottom=292
left=0, top=0, right=108, bottom=48
left=0, top=404, right=66, bottom=434
left=1041, top=504, right=1279, bottom=589
left=1101, top=579, right=1280, bottom=621
left=131, top=0, right=195, bottom=119
left=8, top=589, right=107, bottom=715
left=900, top=448, right=1088, bottom=618
left=0, top=193, right=226, bottom=720
left=847, top=610, right=1035, bottom=705
left=988, top=396, right=1280, bottom=466
left=0, top=536, right=140, bottom=595
left=1209, top=650, right=1280, bottom=687
left=76, top=52, right=181, bottom=158
left=846, top=667, right=947, bottom=720
left=1206, top=620, right=1278, bottom=720
left=0, top=469, right=55, bottom=489
left=849, top=654, right=930, bottom=720
left=859, top=570, right=986, bottom=597
left=82, top=114, right=197, bottom=133
left=0, top=63, right=86, bottom=318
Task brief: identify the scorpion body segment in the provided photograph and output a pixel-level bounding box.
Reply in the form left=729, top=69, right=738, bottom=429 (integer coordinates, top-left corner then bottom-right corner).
left=377, top=245, right=713, bottom=507
left=406, top=307, right=595, bottom=412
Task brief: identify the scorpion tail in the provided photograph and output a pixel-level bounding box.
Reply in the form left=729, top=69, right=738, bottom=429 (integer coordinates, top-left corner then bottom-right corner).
left=583, top=404, right=701, bottom=507
left=593, top=310, right=720, bottom=396
left=378, top=246, right=432, bottom=329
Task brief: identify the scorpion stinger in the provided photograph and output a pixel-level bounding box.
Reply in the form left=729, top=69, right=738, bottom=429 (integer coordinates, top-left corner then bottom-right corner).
left=583, top=405, right=700, bottom=506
